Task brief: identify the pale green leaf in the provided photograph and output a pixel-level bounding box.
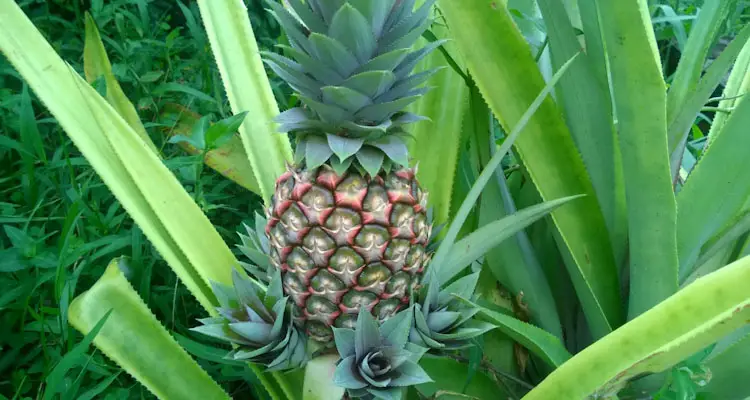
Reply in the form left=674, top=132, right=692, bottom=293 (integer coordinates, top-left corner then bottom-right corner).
left=83, top=12, right=157, bottom=154
left=303, top=355, right=346, bottom=400
left=197, top=0, right=294, bottom=203
left=68, top=259, right=230, bottom=400
left=524, top=254, right=750, bottom=399
left=437, top=0, right=623, bottom=337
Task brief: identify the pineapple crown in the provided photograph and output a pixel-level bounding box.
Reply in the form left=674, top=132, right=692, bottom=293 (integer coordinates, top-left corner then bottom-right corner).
left=191, top=269, right=308, bottom=371
left=263, top=0, right=445, bottom=177
left=409, top=270, right=495, bottom=351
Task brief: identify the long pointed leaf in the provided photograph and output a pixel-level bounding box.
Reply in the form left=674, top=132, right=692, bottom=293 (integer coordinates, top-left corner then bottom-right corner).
left=68, top=259, right=230, bottom=399
left=677, top=94, right=750, bottom=279
left=443, top=195, right=584, bottom=280
left=524, top=254, right=750, bottom=399
left=666, top=0, right=736, bottom=151
left=82, top=12, right=157, bottom=154
left=436, top=0, right=623, bottom=337
left=706, top=32, right=750, bottom=146
left=597, top=0, right=679, bottom=319
left=537, top=0, right=628, bottom=269
left=196, top=0, right=294, bottom=203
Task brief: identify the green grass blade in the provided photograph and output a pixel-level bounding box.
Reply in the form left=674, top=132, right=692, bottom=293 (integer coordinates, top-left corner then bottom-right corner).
left=676, top=94, right=750, bottom=279
left=597, top=0, right=679, bottom=319
left=68, top=259, right=230, bottom=400
left=82, top=12, right=157, bottom=155
left=196, top=0, right=294, bottom=203
left=524, top=253, right=750, bottom=399
left=666, top=0, right=736, bottom=151
left=407, top=30, right=467, bottom=226
left=444, top=195, right=584, bottom=279
left=701, top=332, right=750, bottom=399
left=43, top=310, right=112, bottom=400
left=537, top=0, right=628, bottom=269
left=0, top=0, right=237, bottom=310
left=437, top=0, right=623, bottom=337
left=706, top=31, right=750, bottom=146
left=161, top=104, right=261, bottom=194
left=463, top=297, right=572, bottom=368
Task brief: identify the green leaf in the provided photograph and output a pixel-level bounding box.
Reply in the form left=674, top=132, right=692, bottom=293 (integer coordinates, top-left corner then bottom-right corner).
left=437, top=0, right=623, bottom=337
left=83, top=12, right=157, bottom=154
left=321, top=86, right=372, bottom=112
left=524, top=253, right=750, bottom=399
left=442, top=195, right=584, bottom=281
left=303, top=355, right=346, bottom=400
left=327, top=134, right=364, bottom=161
left=462, top=297, right=572, bottom=368
left=197, top=0, right=294, bottom=203
left=372, top=136, right=409, bottom=167
left=706, top=31, right=750, bottom=145
left=205, top=111, right=248, bottom=149
left=701, top=332, right=750, bottom=399
left=343, top=71, right=397, bottom=99
left=537, top=0, right=628, bottom=268
left=356, top=146, right=385, bottom=177
left=666, top=0, right=736, bottom=150
left=306, top=135, right=334, bottom=168
left=68, top=259, right=230, bottom=399
left=416, top=357, right=507, bottom=399
left=597, top=0, right=679, bottom=319
left=677, top=94, right=750, bottom=279
left=0, top=2, right=237, bottom=310
left=161, top=104, right=260, bottom=194
left=309, top=32, right=359, bottom=78
left=329, top=3, right=375, bottom=64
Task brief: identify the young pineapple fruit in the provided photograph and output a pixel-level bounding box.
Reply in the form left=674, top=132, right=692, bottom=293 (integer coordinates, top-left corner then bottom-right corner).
left=263, top=0, right=442, bottom=342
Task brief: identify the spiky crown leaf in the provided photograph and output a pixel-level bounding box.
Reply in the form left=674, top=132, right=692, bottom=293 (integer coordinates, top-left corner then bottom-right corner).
left=332, top=307, right=432, bottom=399
left=236, top=212, right=274, bottom=284
left=264, top=0, right=445, bottom=176
left=409, top=270, right=495, bottom=351
left=191, top=269, right=308, bottom=371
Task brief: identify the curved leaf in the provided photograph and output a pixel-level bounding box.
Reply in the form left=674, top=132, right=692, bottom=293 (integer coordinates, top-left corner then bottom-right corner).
left=524, top=254, right=750, bottom=399
left=68, top=259, right=230, bottom=400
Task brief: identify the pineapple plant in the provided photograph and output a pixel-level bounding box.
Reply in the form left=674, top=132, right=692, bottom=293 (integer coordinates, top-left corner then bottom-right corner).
left=261, top=0, right=441, bottom=343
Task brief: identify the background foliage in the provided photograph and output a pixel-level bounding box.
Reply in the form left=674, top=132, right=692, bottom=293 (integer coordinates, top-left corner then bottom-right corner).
left=0, top=0, right=748, bottom=399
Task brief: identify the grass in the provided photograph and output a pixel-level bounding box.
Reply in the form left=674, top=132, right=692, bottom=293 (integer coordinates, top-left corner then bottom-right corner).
left=0, top=1, right=286, bottom=398
left=0, top=0, right=748, bottom=399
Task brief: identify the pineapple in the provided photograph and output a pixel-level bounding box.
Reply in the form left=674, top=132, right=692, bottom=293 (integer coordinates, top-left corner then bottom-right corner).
left=262, top=0, right=442, bottom=342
